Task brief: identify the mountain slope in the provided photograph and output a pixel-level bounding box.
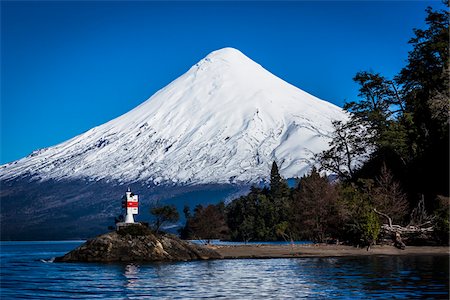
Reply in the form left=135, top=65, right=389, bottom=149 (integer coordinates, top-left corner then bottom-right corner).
left=1, top=47, right=346, bottom=185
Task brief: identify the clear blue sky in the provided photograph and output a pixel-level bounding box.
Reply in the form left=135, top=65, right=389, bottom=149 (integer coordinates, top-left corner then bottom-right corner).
left=0, top=1, right=443, bottom=164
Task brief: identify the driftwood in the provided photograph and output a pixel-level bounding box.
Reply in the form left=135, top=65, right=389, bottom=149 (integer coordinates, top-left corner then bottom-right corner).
left=373, top=208, right=434, bottom=249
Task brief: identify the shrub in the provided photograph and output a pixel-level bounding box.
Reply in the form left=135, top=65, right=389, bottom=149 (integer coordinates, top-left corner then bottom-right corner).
left=117, top=223, right=153, bottom=237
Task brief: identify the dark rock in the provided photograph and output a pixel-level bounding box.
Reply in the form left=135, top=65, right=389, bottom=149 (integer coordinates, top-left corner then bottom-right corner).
left=55, top=229, right=222, bottom=262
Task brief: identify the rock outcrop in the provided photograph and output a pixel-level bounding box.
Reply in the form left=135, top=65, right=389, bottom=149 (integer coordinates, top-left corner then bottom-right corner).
left=55, top=226, right=221, bottom=262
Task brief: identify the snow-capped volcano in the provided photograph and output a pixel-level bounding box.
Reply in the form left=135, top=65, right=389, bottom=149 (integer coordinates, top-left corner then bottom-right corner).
left=1, top=47, right=346, bottom=185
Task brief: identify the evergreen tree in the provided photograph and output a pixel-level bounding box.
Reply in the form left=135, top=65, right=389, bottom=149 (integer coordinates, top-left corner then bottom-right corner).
left=178, top=205, right=193, bottom=239
left=226, top=185, right=285, bottom=242
left=226, top=193, right=258, bottom=241
left=269, top=161, right=289, bottom=199
left=269, top=161, right=291, bottom=234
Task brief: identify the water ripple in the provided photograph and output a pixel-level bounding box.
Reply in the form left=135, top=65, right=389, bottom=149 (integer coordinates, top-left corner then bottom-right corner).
left=1, top=242, right=448, bottom=299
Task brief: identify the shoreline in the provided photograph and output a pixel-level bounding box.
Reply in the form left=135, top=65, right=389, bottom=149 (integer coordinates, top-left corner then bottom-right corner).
left=210, top=244, right=450, bottom=259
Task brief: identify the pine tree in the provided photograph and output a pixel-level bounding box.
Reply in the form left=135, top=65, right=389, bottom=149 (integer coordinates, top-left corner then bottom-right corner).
left=178, top=205, right=193, bottom=239
left=269, top=161, right=289, bottom=199
left=269, top=161, right=290, bottom=231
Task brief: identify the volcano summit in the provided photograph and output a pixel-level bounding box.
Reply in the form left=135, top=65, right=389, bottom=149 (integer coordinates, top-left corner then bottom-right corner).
left=1, top=48, right=347, bottom=240
left=1, top=48, right=346, bottom=185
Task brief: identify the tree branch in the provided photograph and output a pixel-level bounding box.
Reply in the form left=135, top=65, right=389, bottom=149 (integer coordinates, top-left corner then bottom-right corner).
left=373, top=208, right=393, bottom=228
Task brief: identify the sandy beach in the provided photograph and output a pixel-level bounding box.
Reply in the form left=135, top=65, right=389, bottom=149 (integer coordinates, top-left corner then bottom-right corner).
left=211, top=244, right=450, bottom=259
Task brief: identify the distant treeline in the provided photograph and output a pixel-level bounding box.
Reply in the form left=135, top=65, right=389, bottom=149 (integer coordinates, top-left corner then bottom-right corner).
left=176, top=5, right=449, bottom=247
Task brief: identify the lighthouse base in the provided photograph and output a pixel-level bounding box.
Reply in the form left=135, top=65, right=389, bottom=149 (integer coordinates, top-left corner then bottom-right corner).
left=116, top=222, right=136, bottom=231
left=124, top=214, right=135, bottom=224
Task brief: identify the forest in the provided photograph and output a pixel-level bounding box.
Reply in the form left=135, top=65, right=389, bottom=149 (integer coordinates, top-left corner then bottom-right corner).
left=151, top=4, right=449, bottom=248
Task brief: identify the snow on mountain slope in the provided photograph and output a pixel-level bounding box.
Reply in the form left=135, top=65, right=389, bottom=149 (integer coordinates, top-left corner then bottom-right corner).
left=0, top=48, right=347, bottom=185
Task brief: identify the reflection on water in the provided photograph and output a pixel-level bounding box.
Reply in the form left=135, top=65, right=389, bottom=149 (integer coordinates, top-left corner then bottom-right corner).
left=123, top=263, right=140, bottom=289
left=1, top=241, right=448, bottom=299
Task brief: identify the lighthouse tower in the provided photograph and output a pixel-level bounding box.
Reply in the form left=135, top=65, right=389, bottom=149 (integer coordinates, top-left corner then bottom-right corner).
left=122, top=188, right=139, bottom=224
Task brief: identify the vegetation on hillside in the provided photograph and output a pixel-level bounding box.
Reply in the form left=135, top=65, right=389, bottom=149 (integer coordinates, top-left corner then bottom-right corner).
left=179, top=4, right=449, bottom=247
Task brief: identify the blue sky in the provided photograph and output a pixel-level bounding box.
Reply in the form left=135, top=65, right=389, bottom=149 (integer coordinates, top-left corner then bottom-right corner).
left=1, top=1, right=443, bottom=164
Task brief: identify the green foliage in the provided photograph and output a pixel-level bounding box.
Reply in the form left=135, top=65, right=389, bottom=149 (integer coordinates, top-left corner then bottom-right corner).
left=347, top=71, right=395, bottom=129
left=226, top=183, right=290, bottom=242
left=339, top=183, right=380, bottom=247
left=150, top=204, right=180, bottom=233
left=396, top=5, right=449, bottom=207
left=345, top=71, right=410, bottom=161
left=270, top=162, right=290, bottom=199
left=274, top=221, right=291, bottom=241
left=117, top=223, right=153, bottom=237
left=317, top=4, right=449, bottom=216
left=358, top=210, right=380, bottom=247
left=316, top=120, right=374, bottom=179
left=399, top=6, right=449, bottom=102
left=176, top=6, right=449, bottom=247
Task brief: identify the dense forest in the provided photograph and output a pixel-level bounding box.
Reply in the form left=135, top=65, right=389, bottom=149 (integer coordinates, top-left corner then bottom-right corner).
left=153, top=5, right=449, bottom=247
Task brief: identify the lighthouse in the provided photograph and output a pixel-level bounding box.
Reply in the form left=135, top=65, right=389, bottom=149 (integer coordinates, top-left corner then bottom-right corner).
left=122, top=188, right=139, bottom=224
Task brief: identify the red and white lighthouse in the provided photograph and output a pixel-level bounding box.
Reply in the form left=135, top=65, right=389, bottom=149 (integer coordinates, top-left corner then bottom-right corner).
left=122, top=188, right=139, bottom=223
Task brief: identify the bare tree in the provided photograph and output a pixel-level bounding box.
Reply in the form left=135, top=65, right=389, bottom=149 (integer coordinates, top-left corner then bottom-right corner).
left=291, top=168, right=341, bottom=243
left=190, top=204, right=229, bottom=243
left=371, top=164, right=409, bottom=224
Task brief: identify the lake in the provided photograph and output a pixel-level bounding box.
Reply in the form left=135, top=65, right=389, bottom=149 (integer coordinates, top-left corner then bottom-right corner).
left=1, top=241, right=448, bottom=299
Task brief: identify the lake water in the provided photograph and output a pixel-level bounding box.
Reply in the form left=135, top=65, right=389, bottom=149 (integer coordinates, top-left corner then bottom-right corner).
left=1, top=241, right=448, bottom=299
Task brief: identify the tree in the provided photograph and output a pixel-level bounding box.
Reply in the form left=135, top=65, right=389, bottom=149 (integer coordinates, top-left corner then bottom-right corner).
left=398, top=6, right=449, bottom=110
left=178, top=205, right=193, bottom=239
left=358, top=210, right=381, bottom=251
left=269, top=161, right=291, bottom=229
left=226, top=186, right=284, bottom=242
left=290, top=168, right=342, bottom=242
left=316, top=119, right=374, bottom=180
left=318, top=4, right=449, bottom=214
left=347, top=72, right=394, bottom=129
left=188, top=203, right=229, bottom=242
left=270, top=161, right=290, bottom=199
left=339, top=182, right=380, bottom=249
left=226, top=190, right=261, bottom=242
left=345, top=71, right=410, bottom=161
left=150, top=204, right=179, bottom=233
left=396, top=4, right=449, bottom=204
left=371, top=164, right=409, bottom=225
